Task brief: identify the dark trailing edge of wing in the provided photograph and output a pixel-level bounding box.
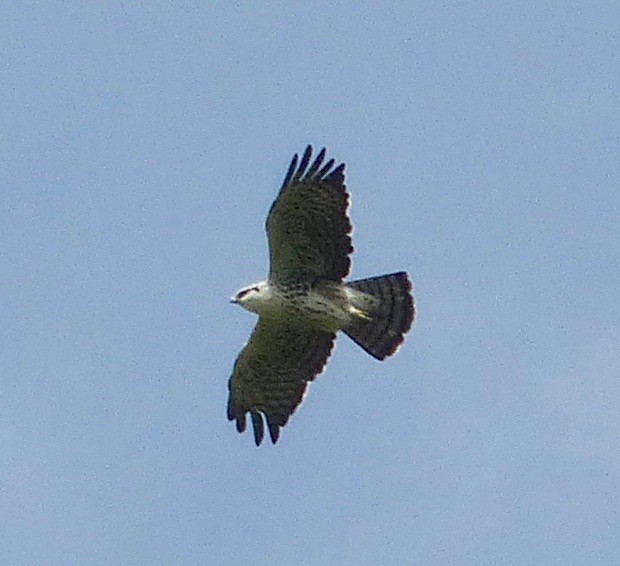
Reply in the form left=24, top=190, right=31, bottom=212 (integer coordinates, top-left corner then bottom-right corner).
left=280, top=145, right=344, bottom=190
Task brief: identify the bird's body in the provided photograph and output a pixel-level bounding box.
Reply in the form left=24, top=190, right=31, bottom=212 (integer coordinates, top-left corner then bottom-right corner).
left=233, top=280, right=364, bottom=332
left=228, top=146, right=416, bottom=445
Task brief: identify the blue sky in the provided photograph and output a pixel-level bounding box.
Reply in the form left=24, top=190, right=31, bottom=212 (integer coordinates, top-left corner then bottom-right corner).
left=2, top=2, right=618, bottom=564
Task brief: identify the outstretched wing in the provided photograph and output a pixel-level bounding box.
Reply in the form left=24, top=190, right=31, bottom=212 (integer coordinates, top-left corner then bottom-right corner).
left=227, top=318, right=336, bottom=446
left=266, top=146, right=353, bottom=285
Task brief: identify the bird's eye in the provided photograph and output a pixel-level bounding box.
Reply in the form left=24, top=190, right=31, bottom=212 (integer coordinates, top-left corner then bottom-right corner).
left=237, top=287, right=258, bottom=300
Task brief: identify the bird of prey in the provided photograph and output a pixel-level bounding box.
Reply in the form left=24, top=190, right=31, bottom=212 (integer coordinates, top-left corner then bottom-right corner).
left=228, top=146, right=415, bottom=445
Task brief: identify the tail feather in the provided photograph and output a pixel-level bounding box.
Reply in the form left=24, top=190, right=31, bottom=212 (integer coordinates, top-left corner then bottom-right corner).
left=344, top=272, right=415, bottom=360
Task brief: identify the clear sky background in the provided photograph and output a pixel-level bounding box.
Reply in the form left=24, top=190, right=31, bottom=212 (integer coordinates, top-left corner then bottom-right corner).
left=2, top=2, right=618, bottom=565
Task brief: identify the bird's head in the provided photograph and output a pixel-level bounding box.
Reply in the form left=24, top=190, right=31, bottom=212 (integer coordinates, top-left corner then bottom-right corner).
left=230, top=281, right=270, bottom=314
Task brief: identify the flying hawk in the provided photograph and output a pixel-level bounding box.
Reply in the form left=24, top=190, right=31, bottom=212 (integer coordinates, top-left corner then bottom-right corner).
left=228, top=146, right=415, bottom=445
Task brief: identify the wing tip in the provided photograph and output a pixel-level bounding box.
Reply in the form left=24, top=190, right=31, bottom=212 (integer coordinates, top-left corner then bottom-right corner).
left=228, top=405, right=281, bottom=446
left=266, top=415, right=281, bottom=444
left=325, top=162, right=345, bottom=185
left=281, top=152, right=299, bottom=188
left=293, top=145, right=313, bottom=183
left=251, top=412, right=264, bottom=446
left=235, top=414, right=246, bottom=433
left=281, top=146, right=346, bottom=188
left=252, top=412, right=281, bottom=446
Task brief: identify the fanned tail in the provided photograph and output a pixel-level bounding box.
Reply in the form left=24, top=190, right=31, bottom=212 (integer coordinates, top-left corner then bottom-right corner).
left=343, top=272, right=415, bottom=360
